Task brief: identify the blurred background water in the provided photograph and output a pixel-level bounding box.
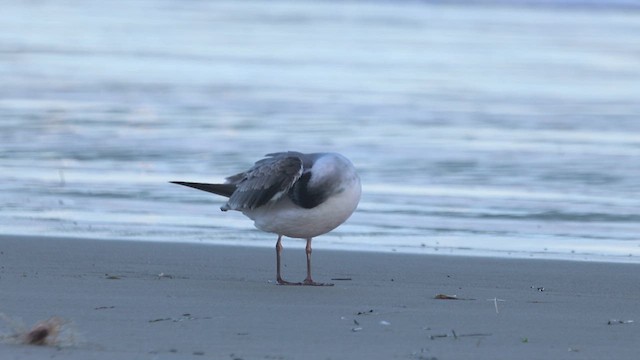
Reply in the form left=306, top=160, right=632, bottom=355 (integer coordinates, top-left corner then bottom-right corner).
left=1, top=0, right=639, bottom=262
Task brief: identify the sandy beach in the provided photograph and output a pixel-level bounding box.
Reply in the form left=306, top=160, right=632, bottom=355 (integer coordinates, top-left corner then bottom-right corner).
left=0, top=235, right=638, bottom=359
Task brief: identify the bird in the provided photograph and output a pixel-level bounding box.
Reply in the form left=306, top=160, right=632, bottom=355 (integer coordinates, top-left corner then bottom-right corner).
left=171, top=151, right=361, bottom=286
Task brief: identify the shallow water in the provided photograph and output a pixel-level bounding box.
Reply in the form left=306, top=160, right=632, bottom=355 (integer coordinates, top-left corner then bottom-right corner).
left=1, top=0, right=640, bottom=262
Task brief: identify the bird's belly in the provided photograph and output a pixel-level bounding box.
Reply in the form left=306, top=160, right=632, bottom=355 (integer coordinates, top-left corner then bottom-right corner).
left=244, top=181, right=361, bottom=239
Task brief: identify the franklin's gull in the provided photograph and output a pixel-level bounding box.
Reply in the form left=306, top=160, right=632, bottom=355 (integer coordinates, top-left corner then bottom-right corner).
left=171, top=151, right=361, bottom=286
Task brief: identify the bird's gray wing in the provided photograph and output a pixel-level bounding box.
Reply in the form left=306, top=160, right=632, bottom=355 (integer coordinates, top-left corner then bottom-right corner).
left=222, top=154, right=303, bottom=211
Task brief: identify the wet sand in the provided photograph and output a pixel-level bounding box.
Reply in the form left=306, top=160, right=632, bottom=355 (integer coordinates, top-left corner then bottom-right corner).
left=1, top=235, right=638, bottom=359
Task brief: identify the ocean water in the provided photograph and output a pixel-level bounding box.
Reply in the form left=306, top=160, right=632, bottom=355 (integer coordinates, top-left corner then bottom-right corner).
left=1, top=0, right=639, bottom=262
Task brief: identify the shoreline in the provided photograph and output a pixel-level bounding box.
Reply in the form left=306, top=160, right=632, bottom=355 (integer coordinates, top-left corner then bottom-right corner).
left=1, top=234, right=639, bottom=359
left=1, top=232, right=637, bottom=265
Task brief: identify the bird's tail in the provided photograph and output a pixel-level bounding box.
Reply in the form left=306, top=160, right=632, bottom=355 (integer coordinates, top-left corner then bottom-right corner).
left=170, top=181, right=236, bottom=198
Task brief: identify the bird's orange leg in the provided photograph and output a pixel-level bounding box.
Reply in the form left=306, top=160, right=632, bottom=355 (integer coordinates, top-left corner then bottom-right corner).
left=276, top=235, right=302, bottom=285
left=303, top=238, right=334, bottom=286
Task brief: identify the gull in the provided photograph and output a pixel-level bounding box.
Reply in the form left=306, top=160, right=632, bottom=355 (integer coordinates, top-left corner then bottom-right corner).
left=171, top=151, right=361, bottom=286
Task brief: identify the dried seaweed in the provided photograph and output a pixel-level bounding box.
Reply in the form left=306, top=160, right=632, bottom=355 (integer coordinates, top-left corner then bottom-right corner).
left=1, top=315, right=73, bottom=347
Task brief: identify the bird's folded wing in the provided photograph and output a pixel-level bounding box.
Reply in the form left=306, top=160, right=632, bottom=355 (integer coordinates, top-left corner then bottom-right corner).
left=223, top=155, right=303, bottom=210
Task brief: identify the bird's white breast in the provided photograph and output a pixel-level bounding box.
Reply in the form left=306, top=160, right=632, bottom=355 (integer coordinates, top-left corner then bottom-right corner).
left=244, top=175, right=361, bottom=239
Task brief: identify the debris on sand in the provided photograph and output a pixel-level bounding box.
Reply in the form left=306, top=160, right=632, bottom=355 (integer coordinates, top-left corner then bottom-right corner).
left=429, top=330, right=491, bottom=340
left=23, top=318, right=64, bottom=345
left=434, top=294, right=458, bottom=300
left=434, top=294, right=476, bottom=301
left=148, top=314, right=211, bottom=323
left=356, top=309, right=375, bottom=315
left=487, top=297, right=506, bottom=313
left=1, top=316, right=71, bottom=346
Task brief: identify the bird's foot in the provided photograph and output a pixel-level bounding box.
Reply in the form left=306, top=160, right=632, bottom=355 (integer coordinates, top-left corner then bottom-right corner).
left=303, top=279, right=334, bottom=287
left=276, top=278, right=303, bottom=286
left=275, top=278, right=334, bottom=286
